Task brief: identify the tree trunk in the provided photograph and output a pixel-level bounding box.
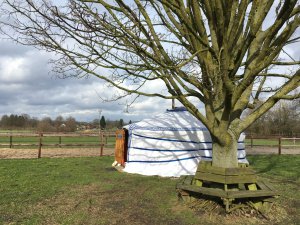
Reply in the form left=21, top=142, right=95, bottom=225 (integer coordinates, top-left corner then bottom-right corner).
left=211, top=135, right=238, bottom=168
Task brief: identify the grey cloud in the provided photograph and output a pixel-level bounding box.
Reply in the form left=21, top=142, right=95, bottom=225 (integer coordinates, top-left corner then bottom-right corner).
left=0, top=48, right=144, bottom=121
left=0, top=42, right=178, bottom=122
left=0, top=40, right=30, bottom=57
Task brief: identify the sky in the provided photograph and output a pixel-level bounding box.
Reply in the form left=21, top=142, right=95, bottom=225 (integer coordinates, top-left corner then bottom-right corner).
left=0, top=39, right=173, bottom=122
left=0, top=1, right=299, bottom=123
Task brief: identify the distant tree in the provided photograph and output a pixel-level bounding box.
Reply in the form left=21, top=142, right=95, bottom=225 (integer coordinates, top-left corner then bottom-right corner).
left=100, top=116, right=106, bottom=130
left=21, top=114, right=32, bottom=128
left=0, top=114, right=25, bottom=128
left=37, top=117, right=55, bottom=132
left=0, top=115, right=9, bottom=128
left=247, top=100, right=300, bottom=136
left=119, top=119, right=124, bottom=128
left=268, top=101, right=300, bottom=136
left=9, top=114, right=16, bottom=127
left=104, top=119, right=115, bottom=130
left=246, top=113, right=271, bottom=136
left=65, top=117, right=77, bottom=132
left=0, top=114, right=37, bottom=129
left=16, top=115, right=25, bottom=127
left=29, top=117, right=39, bottom=129
left=54, top=115, right=64, bottom=131
left=92, top=119, right=100, bottom=129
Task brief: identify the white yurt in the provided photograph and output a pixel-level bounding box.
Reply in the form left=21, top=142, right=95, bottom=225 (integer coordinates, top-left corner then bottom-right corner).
left=115, top=107, right=248, bottom=177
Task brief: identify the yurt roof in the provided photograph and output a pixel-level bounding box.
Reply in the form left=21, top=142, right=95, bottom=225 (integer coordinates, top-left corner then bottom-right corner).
left=125, top=107, right=208, bottom=131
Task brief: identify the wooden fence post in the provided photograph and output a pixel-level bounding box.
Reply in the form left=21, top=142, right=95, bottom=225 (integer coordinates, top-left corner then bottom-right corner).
left=38, top=133, right=43, bottom=158
left=278, top=137, right=282, bottom=155
left=100, top=131, right=104, bottom=156
left=9, top=135, right=12, bottom=148
left=250, top=136, right=253, bottom=148
left=100, top=144, right=104, bottom=156
left=59, top=136, right=62, bottom=147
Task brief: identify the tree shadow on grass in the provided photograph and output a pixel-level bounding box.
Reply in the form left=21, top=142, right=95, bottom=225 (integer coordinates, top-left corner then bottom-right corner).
left=248, top=155, right=281, bottom=174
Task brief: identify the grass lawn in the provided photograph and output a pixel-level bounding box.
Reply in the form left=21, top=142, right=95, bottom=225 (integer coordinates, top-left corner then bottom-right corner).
left=0, top=135, right=116, bottom=149
left=0, top=155, right=299, bottom=225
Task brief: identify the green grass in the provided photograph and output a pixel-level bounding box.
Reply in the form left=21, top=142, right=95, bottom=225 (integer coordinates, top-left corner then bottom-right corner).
left=0, top=157, right=181, bottom=224
left=0, top=135, right=116, bottom=148
left=0, top=155, right=299, bottom=225
left=247, top=155, right=300, bottom=182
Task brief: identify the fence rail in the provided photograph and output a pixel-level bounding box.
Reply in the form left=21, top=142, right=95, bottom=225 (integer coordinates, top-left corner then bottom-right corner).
left=246, top=136, right=300, bottom=155
left=0, top=132, right=116, bottom=158
left=1, top=132, right=299, bottom=158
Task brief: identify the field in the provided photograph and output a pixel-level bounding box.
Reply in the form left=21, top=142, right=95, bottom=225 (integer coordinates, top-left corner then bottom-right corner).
left=0, top=134, right=116, bottom=148
left=0, top=133, right=116, bottom=159
left=0, top=155, right=299, bottom=225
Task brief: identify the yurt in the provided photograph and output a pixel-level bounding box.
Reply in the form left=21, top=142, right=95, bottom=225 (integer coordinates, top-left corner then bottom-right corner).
left=114, top=107, right=248, bottom=177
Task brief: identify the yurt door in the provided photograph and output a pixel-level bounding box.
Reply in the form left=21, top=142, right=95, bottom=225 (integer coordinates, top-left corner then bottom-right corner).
left=115, top=129, right=127, bottom=165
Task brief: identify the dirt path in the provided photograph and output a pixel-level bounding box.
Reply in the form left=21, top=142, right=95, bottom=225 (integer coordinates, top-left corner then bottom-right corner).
left=0, top=148, right=115, bottom=159
left=246, top=146, right=300, bottom=155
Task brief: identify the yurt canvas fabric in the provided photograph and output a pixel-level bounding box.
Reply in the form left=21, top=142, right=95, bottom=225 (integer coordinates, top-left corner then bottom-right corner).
left=122, top=108, right=248, bottom=177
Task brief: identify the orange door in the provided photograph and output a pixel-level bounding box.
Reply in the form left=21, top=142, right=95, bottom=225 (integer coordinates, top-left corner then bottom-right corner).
left=115, top=129, right=127, bottom=165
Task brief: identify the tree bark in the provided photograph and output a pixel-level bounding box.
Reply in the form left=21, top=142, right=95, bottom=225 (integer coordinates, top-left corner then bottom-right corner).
left=212, top=134, right=238, bottom=168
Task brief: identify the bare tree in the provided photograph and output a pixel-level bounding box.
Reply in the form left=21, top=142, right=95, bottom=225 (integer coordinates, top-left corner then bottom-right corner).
left=65, top=116, right=77, bottom=132
left=268, top=100, right=300, bottom=136
left=1, top=0, right=299, bottom=168
left=37, top=117, right=55, bottom=132
left=247, top=99, right=300, bottom=136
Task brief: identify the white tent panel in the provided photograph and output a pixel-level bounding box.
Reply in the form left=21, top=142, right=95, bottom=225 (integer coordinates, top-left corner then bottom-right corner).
left=122, top=109, right=248, bottom=177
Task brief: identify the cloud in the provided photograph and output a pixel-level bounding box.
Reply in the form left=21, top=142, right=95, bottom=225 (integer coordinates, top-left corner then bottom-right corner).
left=0, top=41, right=30, bottom=57
left=0, top=39, right=171, bottom=122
